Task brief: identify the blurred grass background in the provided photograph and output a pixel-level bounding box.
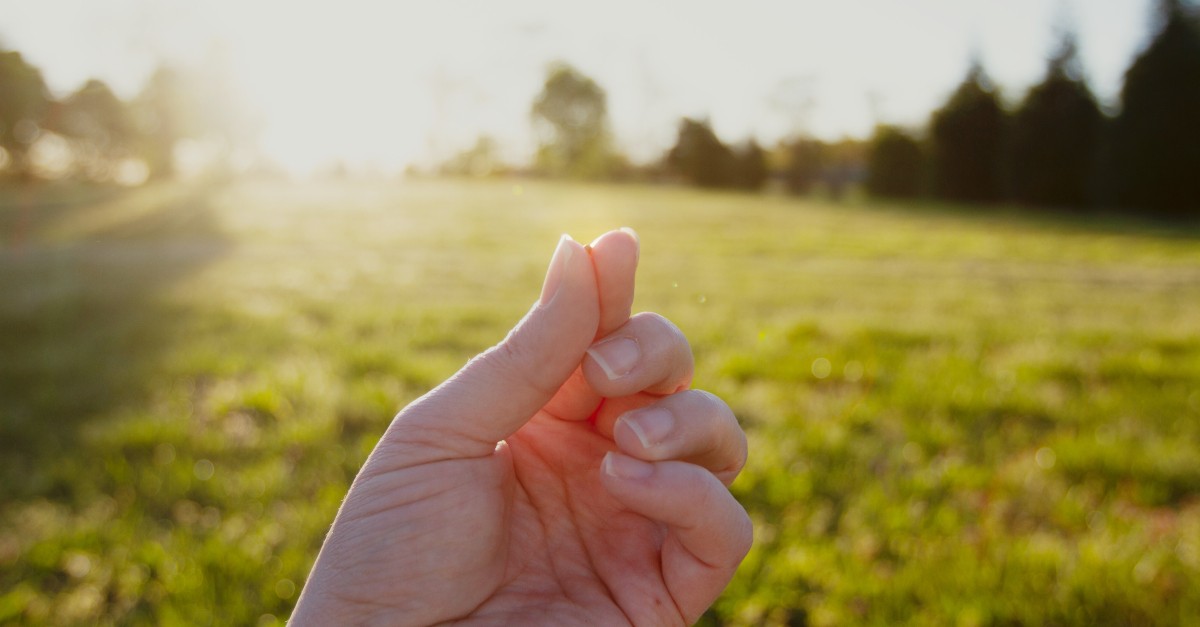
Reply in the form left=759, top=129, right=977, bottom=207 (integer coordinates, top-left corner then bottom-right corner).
left=1, top=179, right=1199, bottom=625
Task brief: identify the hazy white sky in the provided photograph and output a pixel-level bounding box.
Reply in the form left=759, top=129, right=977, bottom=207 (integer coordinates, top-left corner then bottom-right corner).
left=0, top=0, right=1161, bottom=173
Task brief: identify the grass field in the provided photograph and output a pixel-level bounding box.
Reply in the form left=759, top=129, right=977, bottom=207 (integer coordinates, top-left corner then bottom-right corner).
left=1, top=178, right=1199, bottom=625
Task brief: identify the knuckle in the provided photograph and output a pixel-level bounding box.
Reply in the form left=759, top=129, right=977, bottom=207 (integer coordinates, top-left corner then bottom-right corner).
left=631, top=310, right=670, bottom=327
left=686, top=389, right=744, bottom=441
left=632, top=311, right=687, bottom=345
left=732, top=507, right=755, bottom=560
left=481, top=340, right=558, bottom=398
left=689, top=389, right=726, bottom=411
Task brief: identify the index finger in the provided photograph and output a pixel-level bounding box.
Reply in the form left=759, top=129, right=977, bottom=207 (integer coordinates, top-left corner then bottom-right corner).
left=543, top=228, right=639, bottom=421
left=589, top=227, right=639, bottom=338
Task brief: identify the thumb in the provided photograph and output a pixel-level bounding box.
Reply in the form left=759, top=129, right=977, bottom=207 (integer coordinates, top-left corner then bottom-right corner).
left=389, top=235, right=599, bottom=458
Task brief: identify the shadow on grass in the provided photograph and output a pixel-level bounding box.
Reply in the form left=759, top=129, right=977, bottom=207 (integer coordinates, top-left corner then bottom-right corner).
left=0, top=182, right=232, bottom=501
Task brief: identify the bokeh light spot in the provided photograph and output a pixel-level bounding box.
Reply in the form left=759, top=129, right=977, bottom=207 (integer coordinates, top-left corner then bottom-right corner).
left=843, top=360, right=864, bottom=382
left=193, top=459, right=215, bottom=481
left=275, top=578, right=296, bottom=599
left=154, top=443, right=176, bottom=466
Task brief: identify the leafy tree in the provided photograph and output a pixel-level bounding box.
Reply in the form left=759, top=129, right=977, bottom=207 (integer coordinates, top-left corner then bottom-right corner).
left=0, top=49, right=50, bottom=179
left=1112, top=0, right=1200, bottom=218
left=134, top=66, right=192, bottom=180
left=530, top=63, right=614, bottom=179
left=929, top=62, right=1007, bottom=203
left=665, top=117, right=734, bottom=188
left=440, top=135, right=506, bottom=177
left=866, top=125, right=923, bottom=199
left=132, top=58, right=255, bottom=181
left=732, top=140, right=769, bottom=191
left=783, top=138, right=824, bottom=195
left=55, top=79, right=136, bottom=180
left=824, top=137, right=869, bottom=200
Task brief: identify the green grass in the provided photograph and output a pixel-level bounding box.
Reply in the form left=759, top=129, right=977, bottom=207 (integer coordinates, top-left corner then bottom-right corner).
left=1, top=178, right=1198, bottom=625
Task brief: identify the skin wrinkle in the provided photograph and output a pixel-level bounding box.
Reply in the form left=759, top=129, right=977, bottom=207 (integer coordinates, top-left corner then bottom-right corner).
left=562, top=458, right=632, bottom=625
left=664, top=525, right=724, bottom=572
left=488, top=339, right=571, bottom=402
left=368, top=415, right=493, bottom=474
left=344, top=458, right=489, bottom=524
left=506, top=420, right=639, bottom=624
left=451, top=598, right=601, bottom=627
left=320, top=458, right=510, bottom=623
left=506, top=426, right=588, bottom=599
left=592, top=517, right=675, bottom=626
left=427, top=469, right=552, bottom=625
left=533, top=423, right=680, bottom=624
left=661, top=539, right=708, bottom=626
left=544, top=367, right=598, bottom=422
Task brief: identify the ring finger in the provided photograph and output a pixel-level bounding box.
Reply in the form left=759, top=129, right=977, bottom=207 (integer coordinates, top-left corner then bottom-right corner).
left=609, top=389, right=747, bottom=486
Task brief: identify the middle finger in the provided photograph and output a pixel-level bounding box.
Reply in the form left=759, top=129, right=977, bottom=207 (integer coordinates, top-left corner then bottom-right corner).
left=611, top=389, right=747, bottom=486
left=582, top=311, right=694, bottom=398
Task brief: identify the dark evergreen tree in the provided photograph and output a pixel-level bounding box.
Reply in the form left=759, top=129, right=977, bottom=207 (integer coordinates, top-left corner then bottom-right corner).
left=665, top=118, right=735, bottom=188
left=1010, top=35, right=1103, bottom=209
left=866, top=125, right=923, bottom=199
left=929, top=62, right=1007, bottom=203
left=1112, top=0, right=1200, bottom=218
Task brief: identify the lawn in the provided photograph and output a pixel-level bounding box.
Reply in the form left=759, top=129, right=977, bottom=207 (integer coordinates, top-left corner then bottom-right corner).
left=1, top=178, right=1198, bottom=625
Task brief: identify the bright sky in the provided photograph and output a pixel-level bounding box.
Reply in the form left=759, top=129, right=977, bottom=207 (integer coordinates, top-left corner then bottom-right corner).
left=0, top=0, right=1160, bottom=174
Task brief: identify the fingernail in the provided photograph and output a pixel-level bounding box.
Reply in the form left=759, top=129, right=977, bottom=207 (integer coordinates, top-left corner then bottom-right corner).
left=587, top=337, right=640, bottom=380
left=539, top=234, right=574, bottom=306
left=619, top=408, right=673, bottom=449
left=603, top=451, right=654, bottom=480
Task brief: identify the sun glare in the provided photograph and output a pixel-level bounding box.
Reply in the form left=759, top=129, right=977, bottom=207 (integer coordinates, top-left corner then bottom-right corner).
left=0, top=0, right=1153, bottom=177
left=210, top=4, right=439, bottom=175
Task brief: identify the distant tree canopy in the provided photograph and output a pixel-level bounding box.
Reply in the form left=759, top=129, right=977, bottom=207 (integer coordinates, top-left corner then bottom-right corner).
left=1113, top=0, right=1200, bottom=218
left=732, top=140, right=769, bottom=191
left=439, top=135, right=506, bottom=177
left=55, top=79, right=137, bottom=180
left=665, top=117, right=735, bottom=188
left=663, top=120, right=770, bottom=190
left=929, top=63, right=1007, bottom=203
left=0, top=51, right=256, bottom=184
left=783, top=138, right=824, bottom=195
left=866, top=125, right=923, bottom=199
left=135, top=67, right=196, bottom=180
left=1009, top=35, right=1103, bottom=209
left=0, top=50, right=51, bottom=178
left=530, top=63, right=614, bottom=179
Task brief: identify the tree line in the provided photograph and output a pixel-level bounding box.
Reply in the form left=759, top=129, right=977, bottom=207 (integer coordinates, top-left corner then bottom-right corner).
left=868, top=1, right=1200, bottom=220
left=523, top=2, right=1199, bottom=220
left=0, top=51, right=251, bottom=184
left=3, top=2, right=1197, bottom=220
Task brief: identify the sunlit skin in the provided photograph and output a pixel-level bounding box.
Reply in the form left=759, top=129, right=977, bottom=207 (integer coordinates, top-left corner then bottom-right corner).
left=291, top=229, right=752, bottom=626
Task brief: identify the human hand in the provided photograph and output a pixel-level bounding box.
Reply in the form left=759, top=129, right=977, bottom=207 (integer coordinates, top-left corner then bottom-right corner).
left=291, top=229, right=751, bottom=626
